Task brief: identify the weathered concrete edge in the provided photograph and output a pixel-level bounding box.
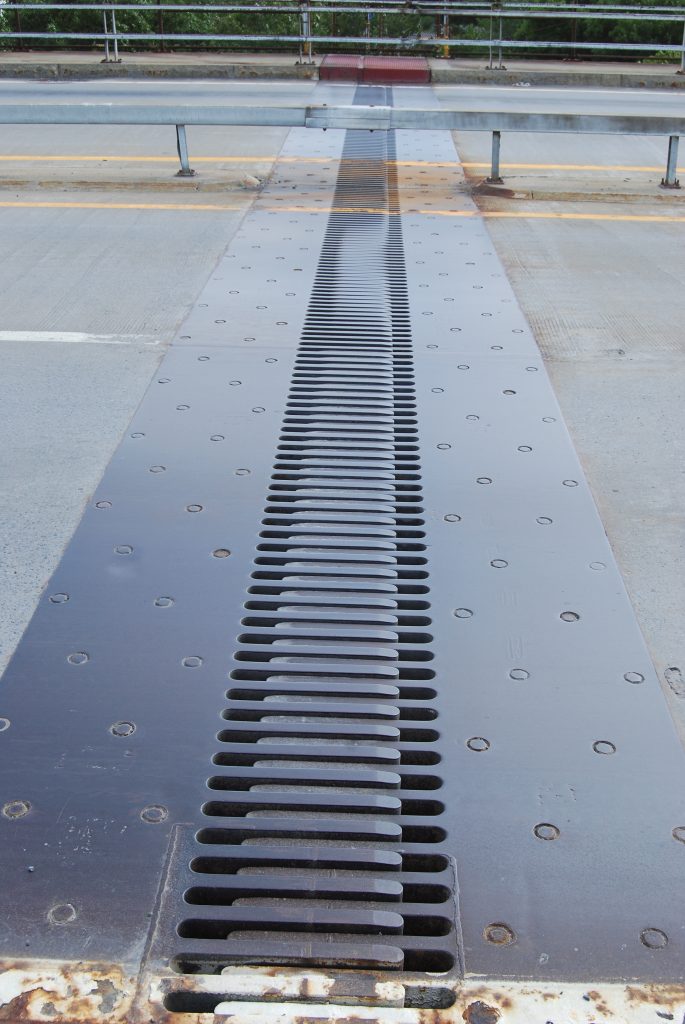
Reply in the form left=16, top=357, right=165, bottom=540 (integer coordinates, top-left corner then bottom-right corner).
left=1, top=58, right=685, bottom=88
left=432, top=66, right=685, bottom=89
left=0, top=60, right=319, bottom=81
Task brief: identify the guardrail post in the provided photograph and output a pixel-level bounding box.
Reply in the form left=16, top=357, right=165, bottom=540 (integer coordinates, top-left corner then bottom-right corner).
left=102, top=10, right=110, bottom=62
left=660, top=135, right=680, bottom=188
left=175, top=125, right=196, bottom=177
left=679, top=21, right=685, bottom=75
left=111, top=7, right=119, bottom=62
left=441, top=11, right=449, bottom=59
left=101, top=5, right=121, bottom=64
left=297, top=0, right=314, bottom=65
left=486, top=130, right=504, bottom=184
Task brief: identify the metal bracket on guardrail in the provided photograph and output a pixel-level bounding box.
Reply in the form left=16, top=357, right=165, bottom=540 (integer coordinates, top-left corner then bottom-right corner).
left=175, top=124, right=196, bottom=177
left=660, top=134, right=681, bottom=188
left=486, top=129, right=504, bottom=184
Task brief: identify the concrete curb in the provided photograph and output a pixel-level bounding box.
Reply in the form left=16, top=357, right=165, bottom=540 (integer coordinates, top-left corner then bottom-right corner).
left=1, top=57, right=684, bottom=89
left=432, top=66, right=685, bottom=89
left=0, top=60, right=318, bottom=81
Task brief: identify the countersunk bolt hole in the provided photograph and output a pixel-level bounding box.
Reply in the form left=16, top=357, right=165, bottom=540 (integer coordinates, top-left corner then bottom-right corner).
left=213, top=549, right=231, bottom=558
left=182, top=656, right=203, bottom=668
left=95, top=500, right=112, bottom=509
left=593, top=740, right=616, bottom=755
left=490, top=559, right=508, bottom=568
left=466, top=414, right=479, bottom=421
left=235, top=468, right=251, bottom=476
left=672, top=826, right=685, bottom=844
left=467, top=737, right=490, bottom=752
left=453, top=608, right=473, bottom=619
left=476, top=477, right=492, bottom=485
left=48, top=903, right=77, bottom=926
left=534, top=823, right=560, bottom=841
left=437, top=443, right=451, bottom=450
left=149, top=465, right=166, bottom=474
left=154, top=597, right=174, bottom=608
left=624, top=671, right=644, bottom=684
left=0, top=718, right=10, bottom=732
left=141, top=805, right=168, bottom=824
left=542, top=416, right=556, bottom=423
left=186, top=505, right=203, bottom=513
left=640, top=928, right=668, bottom=949
left=560, top=611, right=580, bottom=622
left=484, top=923, right=515, bottom=945
left=3, top=800, right=30, bottom=819
left=590, top=561, right=606, bottom=571
left=210, top=435, right=225, bottom=442
left=67, top=652, right=89, bottom=666
left=509, top=668, right=529, bottom=681
left=537, top=517, right=552, bottom=525
left=444, top=514, right=461, bottom=523
left=110, top=721, right=136, bottom=737
left=563, top=479, right=578, bottom=487
left=49, top=593, right=69, bottom=604
left=115, top=545, right=133, bottom=556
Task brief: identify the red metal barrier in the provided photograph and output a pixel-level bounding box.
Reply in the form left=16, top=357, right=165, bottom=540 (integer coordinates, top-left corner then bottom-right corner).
left=319, top=53, right=430, bottom=84
left=362, top=55, right=430, bottom=84
left=319, top=54, right=363, bottom=81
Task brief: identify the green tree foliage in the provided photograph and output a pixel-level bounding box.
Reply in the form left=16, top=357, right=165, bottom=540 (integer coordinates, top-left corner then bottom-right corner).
left=0, top=0, right=683, bottom=57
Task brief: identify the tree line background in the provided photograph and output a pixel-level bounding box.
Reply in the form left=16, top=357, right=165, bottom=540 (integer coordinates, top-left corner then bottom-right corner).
left=1, top=0, right=684, bottom=59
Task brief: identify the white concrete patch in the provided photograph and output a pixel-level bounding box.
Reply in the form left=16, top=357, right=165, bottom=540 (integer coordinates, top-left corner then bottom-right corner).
left=0, top=330, right=160, bottom=346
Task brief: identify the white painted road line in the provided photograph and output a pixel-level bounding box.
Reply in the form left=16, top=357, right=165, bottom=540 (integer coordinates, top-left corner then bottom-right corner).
left=0, top=331, right=161, bottom=346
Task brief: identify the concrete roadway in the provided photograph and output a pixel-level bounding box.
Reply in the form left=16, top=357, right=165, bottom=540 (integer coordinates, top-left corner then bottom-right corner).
left=0, top=79, right=683, bottom=741
left=3, top=78, right=685, bottom=115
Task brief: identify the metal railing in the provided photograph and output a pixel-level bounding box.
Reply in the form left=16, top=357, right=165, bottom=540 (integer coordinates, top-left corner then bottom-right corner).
left=0, top=101, right=681, bottom=187
left=2, top=1, right=685, bottom=72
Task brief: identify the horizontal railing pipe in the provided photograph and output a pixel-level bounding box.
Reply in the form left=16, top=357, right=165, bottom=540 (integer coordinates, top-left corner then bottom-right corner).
left=1, top=31, right=684, bottom=54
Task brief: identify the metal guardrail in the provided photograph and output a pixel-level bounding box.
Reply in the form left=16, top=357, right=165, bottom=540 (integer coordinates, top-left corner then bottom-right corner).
left=2, top=0, right=685, bottom=71
left=0, top=102, right=681, bottom=187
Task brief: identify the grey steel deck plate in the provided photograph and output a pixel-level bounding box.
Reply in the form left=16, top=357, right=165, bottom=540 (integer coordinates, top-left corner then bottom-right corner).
left=0, top=83, right=684, bottom=1020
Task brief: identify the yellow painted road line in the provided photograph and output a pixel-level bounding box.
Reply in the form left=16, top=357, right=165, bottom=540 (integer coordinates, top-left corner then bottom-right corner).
left=462, top=161, right=683, bottom=173
left=1, top=199, right=684, bottom=224
left=0, top=154, right=332, bottom=164
left=0, top=199, right=243, bottom=211
left=0, top=155, right=680, bottom=174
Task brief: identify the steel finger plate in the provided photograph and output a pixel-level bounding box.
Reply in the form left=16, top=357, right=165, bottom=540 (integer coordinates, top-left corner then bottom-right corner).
left=0, top=82, right=684, bottom=1024
left=392, top=119, right=685, bottom=983
left=0, top=117, right=346, bottom=975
